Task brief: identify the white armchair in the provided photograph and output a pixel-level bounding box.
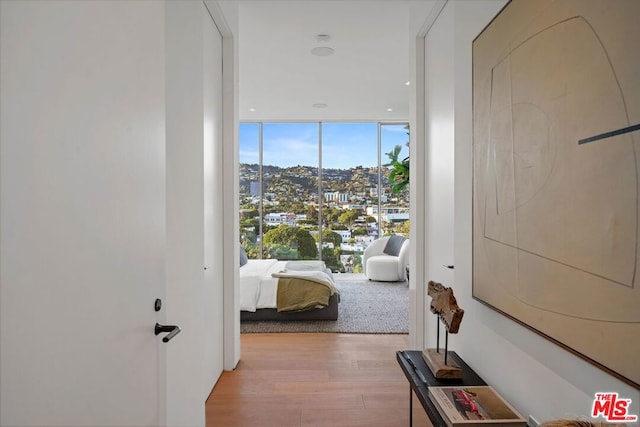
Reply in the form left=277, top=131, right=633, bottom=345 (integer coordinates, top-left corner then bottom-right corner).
left=363, top=235, right=409, bottom=282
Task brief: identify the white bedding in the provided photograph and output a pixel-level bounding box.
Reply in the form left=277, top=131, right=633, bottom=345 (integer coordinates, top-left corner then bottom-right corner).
left=239, top=260, right=285, bottom=312
left=239, top=259, right=335, bottom=312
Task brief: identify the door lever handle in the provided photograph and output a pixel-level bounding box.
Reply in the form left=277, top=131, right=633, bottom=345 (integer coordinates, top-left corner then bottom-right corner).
left=155, top=322, right=181, bottom=343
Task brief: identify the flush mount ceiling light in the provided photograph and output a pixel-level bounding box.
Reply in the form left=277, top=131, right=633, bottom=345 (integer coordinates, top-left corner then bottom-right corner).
left=312, top=34, right=333, bottom=56
left=311, top=46, right=334, bottom=56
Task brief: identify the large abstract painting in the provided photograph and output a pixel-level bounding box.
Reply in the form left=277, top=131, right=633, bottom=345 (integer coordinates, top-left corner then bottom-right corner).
left=473, top=0, right=640, bottom=389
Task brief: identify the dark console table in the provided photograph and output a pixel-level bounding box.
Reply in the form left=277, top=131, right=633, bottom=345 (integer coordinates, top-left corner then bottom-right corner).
left=396, top=350, right=487, bottom=427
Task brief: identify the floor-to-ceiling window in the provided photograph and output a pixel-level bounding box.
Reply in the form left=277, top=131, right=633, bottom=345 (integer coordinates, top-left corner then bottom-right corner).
left=321, top=123, right=378, bottom=272
left=380, top=123, right=410, bottom=236
left=239, top=122, right=261, bottom=258
left=239, top=121, right=409, bottom=271
left=262, top=123, right=319, bottom=260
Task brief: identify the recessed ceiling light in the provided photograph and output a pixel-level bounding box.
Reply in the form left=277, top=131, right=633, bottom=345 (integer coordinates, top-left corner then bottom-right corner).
left=387, top=108, right=393, bottom=112
left=311, top=46, right=334, bottom=56
left=405, top=81, right=411, bottom=86
left=249, top=108, right=256, bottom=112
left=312, top=103, right=328, bottom=109
left=316, top=34, right=331, bottom=43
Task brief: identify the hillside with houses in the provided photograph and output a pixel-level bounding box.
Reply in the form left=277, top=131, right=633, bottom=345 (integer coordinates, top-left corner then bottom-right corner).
left=239, top=163, right=409, bottom=272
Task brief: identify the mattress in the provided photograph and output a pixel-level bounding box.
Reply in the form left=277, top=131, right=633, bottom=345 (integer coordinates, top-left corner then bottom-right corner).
left=239, top=259, right=338, bottom=314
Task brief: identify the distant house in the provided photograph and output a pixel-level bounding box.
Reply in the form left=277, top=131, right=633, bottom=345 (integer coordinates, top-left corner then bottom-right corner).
left=335, top=230, right=351, bottom=241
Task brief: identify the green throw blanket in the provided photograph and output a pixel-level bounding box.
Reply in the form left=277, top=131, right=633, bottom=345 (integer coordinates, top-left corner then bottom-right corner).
left=272, top=270, right=338, bottom=312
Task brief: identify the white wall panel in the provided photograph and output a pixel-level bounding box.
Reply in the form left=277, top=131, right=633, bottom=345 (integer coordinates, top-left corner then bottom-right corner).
left=420, top=0, right=640, bottom=421
left=202, top=0, right=225, bottom=395
left=423, top=2, right=456, bottom=348
left=165, top=1, right=225, bottom=425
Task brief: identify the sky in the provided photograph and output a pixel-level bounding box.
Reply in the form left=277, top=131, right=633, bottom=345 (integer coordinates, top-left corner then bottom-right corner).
left=239, top=122, right=409, bottom=169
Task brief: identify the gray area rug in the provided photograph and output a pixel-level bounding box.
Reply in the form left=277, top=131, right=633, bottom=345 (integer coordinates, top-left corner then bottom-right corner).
left=240, top=275, right=408, bottom=334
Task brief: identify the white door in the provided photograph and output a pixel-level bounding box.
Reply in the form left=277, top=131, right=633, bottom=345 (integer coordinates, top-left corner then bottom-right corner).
left=0, top=1, right=203, bottom=425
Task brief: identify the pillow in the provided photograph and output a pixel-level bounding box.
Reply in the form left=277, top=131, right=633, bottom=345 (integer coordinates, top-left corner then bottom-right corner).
left=383, top=235, right=406, bottom=257
left=239, top=246, right=249, bottom=267
left=284, top=260, right=326, bottom=271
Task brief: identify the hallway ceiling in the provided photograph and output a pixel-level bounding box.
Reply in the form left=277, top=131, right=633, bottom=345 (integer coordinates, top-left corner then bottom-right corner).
left=230, top=1, right=433, bottom=122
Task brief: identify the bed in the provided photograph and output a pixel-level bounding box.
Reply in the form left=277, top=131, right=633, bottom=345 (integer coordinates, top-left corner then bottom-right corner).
left=240, top=259, right=340, bottom=321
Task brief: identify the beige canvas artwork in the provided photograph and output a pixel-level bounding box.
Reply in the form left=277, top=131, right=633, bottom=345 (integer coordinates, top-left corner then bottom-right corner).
left=473, top=0, right=640, bottom=388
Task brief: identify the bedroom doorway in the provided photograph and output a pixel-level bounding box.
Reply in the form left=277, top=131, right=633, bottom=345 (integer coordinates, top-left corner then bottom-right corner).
left=238, top=121, right=410, bottom=334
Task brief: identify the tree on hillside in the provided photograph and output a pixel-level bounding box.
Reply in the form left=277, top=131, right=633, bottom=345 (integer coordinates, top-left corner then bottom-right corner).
left=323, top=207, right=341, bottom=227
left=240, top=208, right=259, bottom=220
left=242, top=241, right=261, bottom=259
left=396, top=220, right=410, bottom=235
left=263, top=225, right=318, bottom=259
left=279, top=201, right=306, bottom=215
left=322, top=247, right=343, bottom=273
left=240, top=217, right=260, bottom=238
left=317, top=229, right=342, bottom=247
left=265, top=244, right=297, bottom=260
left=353, top=253, right=363, bottom=273
left=351, top=227, right=368, bottom=237
left=338, top=209, right=361, bottom=230
left=306, top=205, right=318, bottom=222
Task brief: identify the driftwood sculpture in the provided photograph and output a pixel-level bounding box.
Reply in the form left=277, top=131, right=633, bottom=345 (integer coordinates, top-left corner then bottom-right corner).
left=423, top=280, right=465, bottom=379
left=428, top=280, right=464, bottom=333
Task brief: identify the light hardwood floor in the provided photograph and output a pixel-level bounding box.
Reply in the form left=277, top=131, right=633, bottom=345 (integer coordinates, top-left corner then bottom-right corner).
left=206, top=333, right=432, bottom=427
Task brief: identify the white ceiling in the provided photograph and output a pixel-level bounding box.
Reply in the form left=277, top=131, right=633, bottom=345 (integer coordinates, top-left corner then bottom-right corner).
left=231, top=1, right=432, bottom=122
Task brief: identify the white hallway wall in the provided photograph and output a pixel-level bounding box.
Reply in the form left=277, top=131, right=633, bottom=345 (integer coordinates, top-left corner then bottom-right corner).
left=211, top=0, right=241, bottom=370
left=165, top=1, right=226, bottom=425
left=421, top=0, right=640, bottom=422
